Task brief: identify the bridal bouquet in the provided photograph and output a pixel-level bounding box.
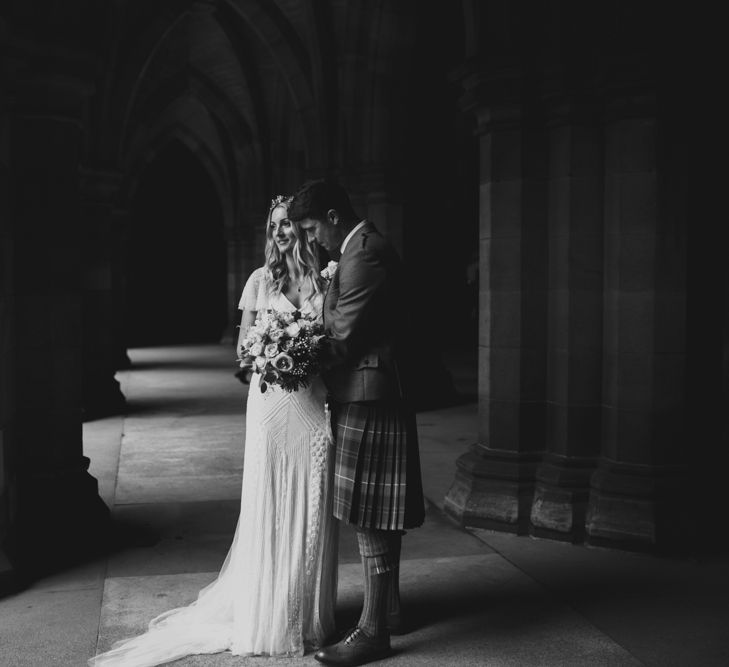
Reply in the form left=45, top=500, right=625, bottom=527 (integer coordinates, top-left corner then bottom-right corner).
left=238, top=309, right=325, bottom=393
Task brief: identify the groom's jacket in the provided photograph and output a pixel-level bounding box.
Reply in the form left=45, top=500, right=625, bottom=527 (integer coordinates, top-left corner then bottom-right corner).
left=322, top=221, right=408, bottom=403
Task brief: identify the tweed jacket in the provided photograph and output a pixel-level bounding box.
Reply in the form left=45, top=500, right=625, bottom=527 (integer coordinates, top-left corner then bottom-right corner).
left=322, top=221, right=406, bottom=403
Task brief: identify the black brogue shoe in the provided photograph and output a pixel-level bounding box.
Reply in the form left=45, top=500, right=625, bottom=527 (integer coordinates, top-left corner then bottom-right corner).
left=313, top=627, right=391, bottom=666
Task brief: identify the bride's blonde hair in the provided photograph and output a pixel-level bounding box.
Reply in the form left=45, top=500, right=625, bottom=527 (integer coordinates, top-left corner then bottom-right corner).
left=264, top=195, right=324, bottom=299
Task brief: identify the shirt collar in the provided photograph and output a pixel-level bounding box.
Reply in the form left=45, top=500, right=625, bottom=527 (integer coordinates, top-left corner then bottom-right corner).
left=340, top=220, right=367, bottom=255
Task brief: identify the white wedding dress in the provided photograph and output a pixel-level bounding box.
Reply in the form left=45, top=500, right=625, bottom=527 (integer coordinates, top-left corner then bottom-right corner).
left=89, top=269, right=338, bottom=666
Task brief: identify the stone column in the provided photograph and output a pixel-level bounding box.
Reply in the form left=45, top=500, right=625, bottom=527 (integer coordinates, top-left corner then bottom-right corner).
left=348, top=170, right=405, bottom=258
left=110, top=208, right=132, bottom=369
left=80, top=169, right=126, bottom=419
left=225, top=226, right=253, bottom=343
left=225, top=231, right=245, bottom=345
left=445, top=69, right=548, bottom=532
left=529, top=95, right=603, bottom=541
left=0, top=56, right=18, bottom=590
left=226, top=203, right=263, bottom=344
left=585, top=88, right=687, bottom=550
left=2, top=67, right=109, bottom=582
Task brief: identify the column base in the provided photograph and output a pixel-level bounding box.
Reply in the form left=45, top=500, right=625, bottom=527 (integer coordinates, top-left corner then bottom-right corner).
left=586, top=459, right=688, bottom=553
left=83, top=375, right=126, bottom=421
left=0, top=549, right=23, bottom=597
left=14, top=456, right=110, bottom=579
left=115, top=348, right=132, bottom=370
left=529, top=453, right=597, bottom=543
left=444, top=445, right=540, bottom=533
left=220, top=332, right=236, bottom=346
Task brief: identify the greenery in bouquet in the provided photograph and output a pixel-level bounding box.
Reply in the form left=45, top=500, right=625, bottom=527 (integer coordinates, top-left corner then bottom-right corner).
left=238, top=309, right=325, bottom=393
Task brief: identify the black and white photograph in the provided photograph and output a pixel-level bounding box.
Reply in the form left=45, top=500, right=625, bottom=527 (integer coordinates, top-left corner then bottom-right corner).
left=0, top=2, right=726, bottom=666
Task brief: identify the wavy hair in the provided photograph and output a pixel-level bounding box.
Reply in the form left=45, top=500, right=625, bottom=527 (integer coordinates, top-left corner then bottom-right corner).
left=264, top=195, right=325, bottom=301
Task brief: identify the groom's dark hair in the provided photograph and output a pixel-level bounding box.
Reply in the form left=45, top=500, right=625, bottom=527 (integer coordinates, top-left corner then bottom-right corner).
left=288, top=179, right=358, bottom=222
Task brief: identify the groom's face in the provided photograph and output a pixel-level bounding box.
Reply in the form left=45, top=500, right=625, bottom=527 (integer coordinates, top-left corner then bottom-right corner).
left=299, top=210, right=340, bottom=252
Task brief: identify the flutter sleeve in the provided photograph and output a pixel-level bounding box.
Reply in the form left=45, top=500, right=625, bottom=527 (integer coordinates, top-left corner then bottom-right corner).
left=238, top=266, right=269, bottom=312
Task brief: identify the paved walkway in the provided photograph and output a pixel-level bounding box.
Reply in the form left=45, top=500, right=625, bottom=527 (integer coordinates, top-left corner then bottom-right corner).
left=1, top=345, right=727, bottom=666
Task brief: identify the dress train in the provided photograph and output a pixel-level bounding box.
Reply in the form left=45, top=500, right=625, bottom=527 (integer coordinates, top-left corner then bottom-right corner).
left=88, top=374, right=338, bottom=666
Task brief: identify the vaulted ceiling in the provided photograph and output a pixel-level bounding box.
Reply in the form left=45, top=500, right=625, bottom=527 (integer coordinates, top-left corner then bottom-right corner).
left=83, top=0, right=419, bottom=228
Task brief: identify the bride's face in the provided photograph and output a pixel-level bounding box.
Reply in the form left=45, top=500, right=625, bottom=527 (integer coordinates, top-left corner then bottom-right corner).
left=270, top=205, right=296, bottom=254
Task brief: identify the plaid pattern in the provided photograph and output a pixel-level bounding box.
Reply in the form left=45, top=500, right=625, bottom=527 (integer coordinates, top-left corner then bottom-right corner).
left=331, top=401, right=425, bottom=531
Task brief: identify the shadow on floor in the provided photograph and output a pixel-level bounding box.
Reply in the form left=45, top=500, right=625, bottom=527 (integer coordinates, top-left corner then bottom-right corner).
left=122, top=397, right=243, bottom=417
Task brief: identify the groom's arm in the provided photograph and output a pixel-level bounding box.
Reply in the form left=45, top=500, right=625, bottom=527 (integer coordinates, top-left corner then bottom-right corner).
left=324, top=244, right=386, bottom=368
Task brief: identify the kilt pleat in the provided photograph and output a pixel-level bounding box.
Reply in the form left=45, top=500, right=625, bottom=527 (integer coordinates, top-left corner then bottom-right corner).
left=331, top=401, right=425, bottom=531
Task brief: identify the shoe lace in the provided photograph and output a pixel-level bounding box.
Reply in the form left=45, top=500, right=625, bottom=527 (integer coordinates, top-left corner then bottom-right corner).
left=344, top=628, right=364, bottom=645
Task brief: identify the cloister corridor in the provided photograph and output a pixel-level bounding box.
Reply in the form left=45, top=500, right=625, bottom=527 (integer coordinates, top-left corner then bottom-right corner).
left=1, top=345, right=726, bottom=666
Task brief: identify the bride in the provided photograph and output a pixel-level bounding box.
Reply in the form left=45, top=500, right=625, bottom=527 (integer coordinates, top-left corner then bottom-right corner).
left=89, top=195, right=338, bottom=666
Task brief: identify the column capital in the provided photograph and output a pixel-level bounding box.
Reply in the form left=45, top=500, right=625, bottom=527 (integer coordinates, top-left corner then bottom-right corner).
left=452, top=57, right=525, bottom=133
left=539, top=84, right=601, bottom=128
left=595, top=54, right=657, bottom=120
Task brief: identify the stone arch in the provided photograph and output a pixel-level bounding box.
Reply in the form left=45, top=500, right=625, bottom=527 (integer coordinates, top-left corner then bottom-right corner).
left=120, top=77, right=260, bottom=231
left=97, top=0, right=319, bottom=178
left=94, top=5, right=193, bottom=164
left=123, top=116, right=234, bottom=232
left=222, top=0, right=322, bottom=168
left=123, top=135, right=229, bottom=345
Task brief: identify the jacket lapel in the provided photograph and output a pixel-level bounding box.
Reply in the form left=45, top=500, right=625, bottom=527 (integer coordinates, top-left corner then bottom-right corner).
left=323, top=221, right=375, bottom=327
left=354, top=221, right=375, bottom=251
left=323, top=267, right=338, bottom=328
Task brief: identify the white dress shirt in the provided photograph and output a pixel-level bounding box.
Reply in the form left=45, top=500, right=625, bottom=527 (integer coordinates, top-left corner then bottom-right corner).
left=340, top=220, right=367, bottom=254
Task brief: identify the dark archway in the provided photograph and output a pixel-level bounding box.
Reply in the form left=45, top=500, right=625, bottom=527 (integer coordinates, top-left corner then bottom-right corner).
left=126, top=140, right=226, bottom=345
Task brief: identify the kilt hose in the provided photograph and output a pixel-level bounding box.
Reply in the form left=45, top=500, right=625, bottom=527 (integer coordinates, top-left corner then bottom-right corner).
left=330, top=400, right=425, bottom=531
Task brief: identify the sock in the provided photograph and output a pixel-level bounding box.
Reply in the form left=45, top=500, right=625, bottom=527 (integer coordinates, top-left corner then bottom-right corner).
left=358, top=556, right=389, bottom=637
left=356, top=529, right=391, bottom=638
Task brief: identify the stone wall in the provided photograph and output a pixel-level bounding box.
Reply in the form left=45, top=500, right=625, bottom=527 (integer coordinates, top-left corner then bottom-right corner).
left=443, top=2, right=713, bottom=551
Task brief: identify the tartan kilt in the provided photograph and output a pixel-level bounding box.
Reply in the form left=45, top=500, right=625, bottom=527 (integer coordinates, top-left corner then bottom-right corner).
left=330, top=400, right=425, bottom=531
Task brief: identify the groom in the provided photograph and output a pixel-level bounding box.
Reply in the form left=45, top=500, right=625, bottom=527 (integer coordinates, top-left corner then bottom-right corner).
left=288, top=180, right=425, bottom=666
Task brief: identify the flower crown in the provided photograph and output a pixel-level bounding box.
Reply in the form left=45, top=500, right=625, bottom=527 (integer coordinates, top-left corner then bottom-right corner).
left=270, top=194, right=292, bottom=210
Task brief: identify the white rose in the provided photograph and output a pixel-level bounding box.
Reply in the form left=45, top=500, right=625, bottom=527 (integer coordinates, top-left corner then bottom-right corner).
left=255, top=356, right=267, bottom=370
left=265, top=343, right=279, bottom=357
left=270, top=328, right=284, bottom=341
left=285, top=322, right=301, bottom=338
left=249, top=342, right=263, bottom=357
left=321, top=260, right=339, bottom=280
left=272, top=353, right=294, bottom=373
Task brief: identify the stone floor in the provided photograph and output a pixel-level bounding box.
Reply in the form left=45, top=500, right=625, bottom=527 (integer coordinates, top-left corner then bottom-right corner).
left=1, top=345, right=728, bottom=666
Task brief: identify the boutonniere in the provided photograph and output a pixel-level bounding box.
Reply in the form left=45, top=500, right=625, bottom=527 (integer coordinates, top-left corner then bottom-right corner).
left=321, top=261, right=338, bottom=281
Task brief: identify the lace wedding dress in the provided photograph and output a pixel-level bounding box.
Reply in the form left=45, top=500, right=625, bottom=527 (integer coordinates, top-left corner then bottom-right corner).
left=89, top=268, right=338, bottom=666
